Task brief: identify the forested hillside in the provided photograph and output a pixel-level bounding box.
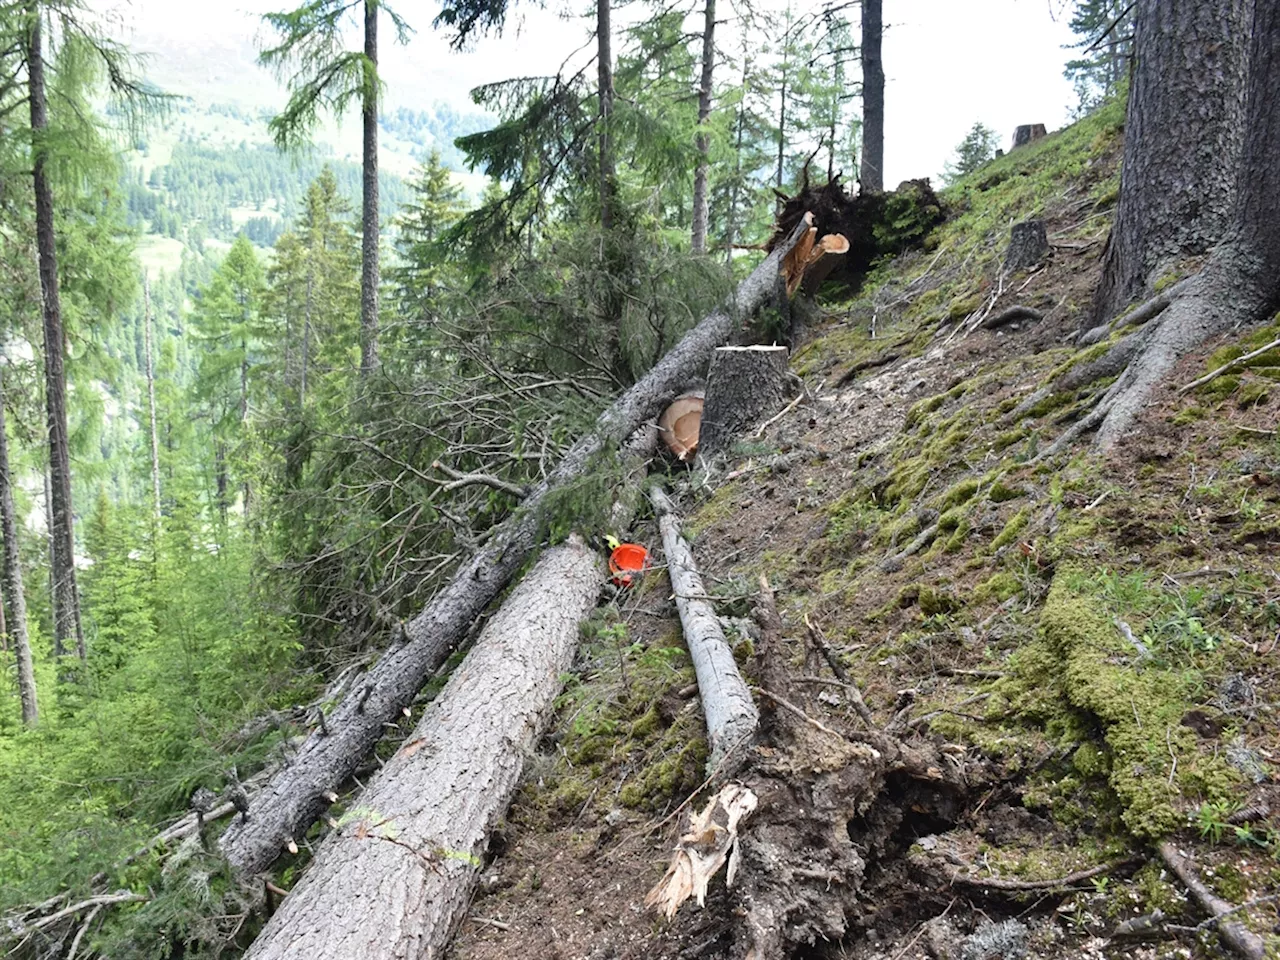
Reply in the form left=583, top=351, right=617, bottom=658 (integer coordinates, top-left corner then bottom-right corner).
left=2, top=1, right=1278, bottom=959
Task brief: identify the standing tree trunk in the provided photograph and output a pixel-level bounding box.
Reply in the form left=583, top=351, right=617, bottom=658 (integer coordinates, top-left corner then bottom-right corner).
left=218, top=218, right=813, bottom=878
left=690, top=0, right=716, bottom=254
left=858, top=0, right=884, bottom=193
left=0, top=368, right=37, bottom=726
left=597, top=0, right=616, bottom=232
left=243, top=539, right=603, bottom=960
left=724, top=51, right=750, bottom=266
left=28, top=2, right=84, bottom=660
left=1037, top=0, right=1280, bottom=451
left=359, top=0, right=380, bottom=380
left=651, top=487, right=758, bottom=770
left=144, top=278, right=161, bottom=522
left=1088, top=0, right=1250, bottom=325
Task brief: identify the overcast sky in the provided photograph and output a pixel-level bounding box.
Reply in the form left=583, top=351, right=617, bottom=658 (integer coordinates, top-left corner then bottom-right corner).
left=103, top=0, right=1081, bottom=185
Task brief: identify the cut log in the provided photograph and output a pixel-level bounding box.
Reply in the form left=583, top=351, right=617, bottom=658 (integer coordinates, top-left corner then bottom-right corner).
left=243, top=538, right=604, bottom=960
left=651, top=487, right=758, bottom=771
left=657, top=392, right=705, bottom=462
left=698, top=346, right=789, bottom=461
left=1005, top=219, right=1049, bottom=272
left=218, top=215, right=814, bottom=878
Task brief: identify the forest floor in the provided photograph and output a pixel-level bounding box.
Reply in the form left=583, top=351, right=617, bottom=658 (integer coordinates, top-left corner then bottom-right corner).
left=447, top=101, right=1280, bottom=960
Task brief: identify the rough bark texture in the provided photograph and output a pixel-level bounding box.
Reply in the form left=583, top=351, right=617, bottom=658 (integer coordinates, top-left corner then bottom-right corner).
left=858, top=0, right=884, bottom=193
left=243, top=539, right=603, bottom=960
left=1004, top=219, right=1049, bottom=272
left=1094, top=0, right=1280, bottom=448
left=218, top=220, right=811, bottom=877
left=690, top=0, right=715, bottom=253
left=0, top=370, right=36, bottom=726
left=1011, top=123, right=1047, bottom=148
left=143, top=278, right=161, bottom=521
left=359, top=0, right=380, bottom=379
left=28, top=3, right=84, bottom=660
left=1089, top=0, right=1250, bottom=326
left=698, top=345, right=789, bottom=459
left=651, top=487, right=758, bottom=770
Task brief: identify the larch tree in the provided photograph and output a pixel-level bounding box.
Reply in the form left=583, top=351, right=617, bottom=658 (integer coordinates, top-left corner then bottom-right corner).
left=1055, top=0, right=1280, bottom=449
left=258, top=0, right=412, bottom=383
left=859, top=0, right=884, bottom=192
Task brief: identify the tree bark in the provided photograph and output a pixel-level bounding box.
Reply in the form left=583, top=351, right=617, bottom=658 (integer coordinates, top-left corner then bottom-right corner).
left=242, top=538, right=603, bottom=960
left=1004, top=219, right=1049, bottom=272
left=690, top=0, right=715, bottom=254
left=597, top=0, right=616, bottom=232
left=1088, top=0, right=1250, bottom=325
left=359, top=0, right=380, bottom=379
left=724, top=50, right=749, bottom=266
left=218, top=219, right=813, bottom=877
left=0, top=368, right=37, bottom=726
left=144, top=278, right=161, bottom=522
left=651, top=487, right=758, bottom=771
left=859, top=0, right=884, bottom=193
left=1089, top=0, right=1280, bottom=447
left=28, top=1, right=84, bottom=660
left=698, top=345, right=789, bottom=460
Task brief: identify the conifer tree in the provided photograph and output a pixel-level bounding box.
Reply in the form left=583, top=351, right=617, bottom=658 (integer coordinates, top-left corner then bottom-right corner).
left=258, top=0, right=413, bottom=382
left=944, top=122, right=999, bottom=183
left=389, top=150, right=466, bottom=323
left=19, top=0, right=153, bottom=659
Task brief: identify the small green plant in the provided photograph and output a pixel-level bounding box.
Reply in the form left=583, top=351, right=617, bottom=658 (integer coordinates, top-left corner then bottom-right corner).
left=1196, top=800, right=1235, bottom=844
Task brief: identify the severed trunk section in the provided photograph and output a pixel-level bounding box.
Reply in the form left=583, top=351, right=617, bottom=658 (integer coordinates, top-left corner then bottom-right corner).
left=218, top=217, right=810, bottom=879
left=698, top=345, right=789, bottom=460
left=244, top=538, right=603, bottom=960
left=651, top=487, right=758, bottom=770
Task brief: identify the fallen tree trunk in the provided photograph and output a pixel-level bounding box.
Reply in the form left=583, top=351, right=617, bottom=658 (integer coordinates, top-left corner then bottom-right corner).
left=651, top=486, right=758, bottom=770
left=244, top=538, right=603, bottom=960
left=218, top=218, right=813, bottom=877
left=698, top=345, right=789, bottom=461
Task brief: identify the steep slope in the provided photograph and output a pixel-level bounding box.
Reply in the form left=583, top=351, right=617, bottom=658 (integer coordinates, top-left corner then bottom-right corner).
left=447, top=100, right=1280, bottom=959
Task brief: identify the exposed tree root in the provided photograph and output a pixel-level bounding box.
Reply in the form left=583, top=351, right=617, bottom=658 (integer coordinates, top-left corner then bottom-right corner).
left=1014, top=253, right=1275, bottom=451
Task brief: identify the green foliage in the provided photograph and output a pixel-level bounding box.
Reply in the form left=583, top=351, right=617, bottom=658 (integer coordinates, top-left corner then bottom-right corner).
left=943, top=122, right=999, bottom=184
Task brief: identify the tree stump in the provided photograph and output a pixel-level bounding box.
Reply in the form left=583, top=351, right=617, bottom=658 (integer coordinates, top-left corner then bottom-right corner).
left=699, top=346, right=790, bottom=460
left=1005, top=219, right=1049, bottom=272
left=1012, top=123, right=1047, bottom=149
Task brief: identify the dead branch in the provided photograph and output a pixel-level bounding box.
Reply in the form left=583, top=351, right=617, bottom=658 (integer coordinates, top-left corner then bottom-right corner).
left=803, top=615, right=874, bottom=726
left=431, top=460, right=531, bottom=498
left=1178, top=335, right=1280, bottom=395
left=946, top=856, right=1138, bottom=892
left=1158, top=841, right=1267, bottom=960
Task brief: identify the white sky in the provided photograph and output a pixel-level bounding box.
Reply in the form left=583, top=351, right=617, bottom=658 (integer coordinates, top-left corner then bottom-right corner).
left=101, top=0, right=1081, bottom=184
